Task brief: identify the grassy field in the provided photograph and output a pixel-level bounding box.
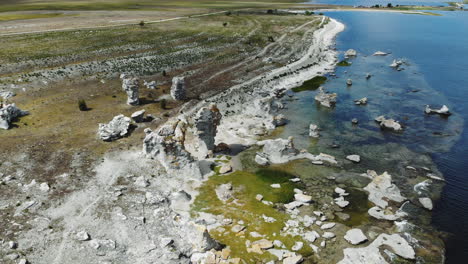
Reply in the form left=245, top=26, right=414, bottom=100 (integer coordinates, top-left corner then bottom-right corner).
left=0, top=12, right=69, bottom=21
left=0, top=0, right=303, bottom=12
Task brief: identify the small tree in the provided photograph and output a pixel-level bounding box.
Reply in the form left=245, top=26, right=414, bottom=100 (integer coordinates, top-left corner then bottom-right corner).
left=268, top=36, right=275, bottom=42
left=223, top=22, right=228, bottom=27
left=162, top=70, right=167, bottom=77
left=225, top=11, right=232, bottom=16
left=267, top=9, right=274, bottom=14
left=78, top=99, right=88, bottom=111
left=160, top=99, right=167, bottom=110
left=305, top=11, right=314, bottom=16
left=139, top=20, right=145, bottom=27
left=387, top=3, right=393, bottom=8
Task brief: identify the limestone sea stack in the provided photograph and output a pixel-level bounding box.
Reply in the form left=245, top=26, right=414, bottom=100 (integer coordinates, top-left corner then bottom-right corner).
left=171, top=76, right=186, bottom=100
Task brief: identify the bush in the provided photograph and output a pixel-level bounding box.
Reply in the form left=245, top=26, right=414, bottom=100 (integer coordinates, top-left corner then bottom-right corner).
left=162, top=70, right=167, bottom=77
left=319, top=12, right=324, bottom=16
left=225, top=11, right=232, bottom=16
left=305, top=11, right=314, bottom=16
left=223, top=22, right=228, bottom=27
left=387, top=3, right=393, bottom=8
left=139, top=20, right=145, bottom=27
left=268, top=36, right=275, bottom=42
left=160, top=99, right=167, bottom=110
left=78, top=99, right=88, bottom=111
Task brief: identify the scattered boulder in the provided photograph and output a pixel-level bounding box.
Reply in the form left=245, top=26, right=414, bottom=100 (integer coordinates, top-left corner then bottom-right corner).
left=0, top=103, right=29, bottom=129
left=215, top=183, right=233, bottom=202
left=373, top=51, right=389, bottom=56
left=321, top=223, right=336, bottom=230
left=351, top=118, right=358, bottom=124
left=219, top=164, right=232, bottom=174
left=143, top=80, right=157, bottom=89
left=309, top=124, right=319, bottom=138
left=368, top=206, right=407, bottom=221
left=354, top=97, right=367, bottom=105
left=122, top=77, right=140, bottom=105
left=344, top=229, right=367, bottom=245
left=374, top=115, right=403, bottom=131
left=419, top=197, right=433, bottom=210
left=252, top=239, right=274, bottom=250
left=294, top=193, right=312, bottom=203
left=345, top=49, right=357, bottom=57
left=273, top=114, right=288, bottom=127
left=171, top=76, right=186, bottom=100
left=131, top=109, right=146, bottom=123
left=291, top=241, right=303, bottom=251
left=283, top=255, right=303, bottom=264
left=334, top=196, right=350, bottom=208
left=315, top=87, right=337, bottom=107
left=98, top=114, right=131, bottom=141
left=346, top=155, right=360, bottom=163
left=425, top=105, right=451, bottom=116
left=339, top=233, right=415, bottom=264
left=271, top=183, right=281, bottom=189
left=76, top=231, right=90, bottom=241
left=0, top=90, right=15, bottom=99
left=364, top=170, right=406, bottom=208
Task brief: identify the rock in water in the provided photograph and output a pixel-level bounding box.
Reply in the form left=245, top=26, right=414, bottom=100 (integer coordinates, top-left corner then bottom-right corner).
left=0, top=103, right=29, bottom=129
left=419, top=197, right=433, bottom=210
left=390, top=59, right=404, bottom=69
left=273, top=114, right=287, bottom=127
left=171, top=76, right=186, bottom=100
left=366, top=73, right=372, bottom=79
left=346, top=155, right=360, bottom=163
left=364, top=170, right=406, bottom=208
left=374, top=115, right=403, bottom=131
left=425, top=105, right=451, bottom=116
left=373, top=51, right=389, bottom=56
left=194, top=104, right=222, bottom=157
left=315, top=87, right=337, bottom=108
left=346, top=79, right=353, bottom=86
left=122, top=77, right=140, bottom=105
left=309, top=124, right=319, bottom=138
left=344, top=229, right=367, bottom=245
left=354, top=97, right=367, bottom=105
left=98, top=114, right=131, bottom=141
left=345, top=49, right=357, bottom=57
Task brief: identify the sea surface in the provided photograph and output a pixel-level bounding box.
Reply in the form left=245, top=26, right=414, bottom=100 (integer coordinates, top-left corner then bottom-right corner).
left=278, top=10, right=468, bottom=262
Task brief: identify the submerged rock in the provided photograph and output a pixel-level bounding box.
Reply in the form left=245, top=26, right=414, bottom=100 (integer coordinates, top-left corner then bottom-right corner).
left=171, top=76, right=186, bottom=100
left=390, top=59, right=404, bottom=69
left=366, top=73, right=372, bottom=79
left=339, top=233, right=415, bottom=264
left=98, top=114, right=131, bottom=141
left=374, top=115, right=403, bottom=131
left=345, top=49, right=357, bottom=57
left=315, top=87, right=337, bottom=108
left=0, top=103, right=29, bottom=129
left=122, top=77, right=140, bottom=105
left=273, top=114, right=288, bottom=127
left=425, top=105, right=451, bottom=116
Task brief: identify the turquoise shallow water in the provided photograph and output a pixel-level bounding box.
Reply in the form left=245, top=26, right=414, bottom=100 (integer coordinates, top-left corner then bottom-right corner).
left=305, top=0, right=450, bottom=7
left=278, top=11, right=468, bottom=262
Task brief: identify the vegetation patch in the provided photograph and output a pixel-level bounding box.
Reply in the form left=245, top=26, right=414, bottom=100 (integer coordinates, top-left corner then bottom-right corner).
left=337, top=60, right=351, bottom=66
left=292, top=76, right=327, bottom=92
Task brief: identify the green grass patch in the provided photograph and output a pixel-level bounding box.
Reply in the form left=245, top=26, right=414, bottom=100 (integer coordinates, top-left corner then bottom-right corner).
left=192, top=168, right=314, bottom=262
left=292, top=76, right=327, bottom=92
left=337, top=60, right=351, bottom=66
left=0, top=12, right=67, bottom=21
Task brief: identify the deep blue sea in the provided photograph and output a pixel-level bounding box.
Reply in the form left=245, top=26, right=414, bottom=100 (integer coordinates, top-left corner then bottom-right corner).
left=279, top=10, right=468, bottom=262
left=306, top=0, right=451, bottom=7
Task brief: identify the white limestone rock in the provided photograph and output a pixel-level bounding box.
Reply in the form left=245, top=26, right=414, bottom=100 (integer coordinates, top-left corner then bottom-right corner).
left=364, top=171, right=406, bottom=208
left=338, top=233, right=415, bottom=264
left=315, top=87, right=337, bottom=107
left=374, top=115, right=403, bottom=131
left=354, top=97, right=367, bottom=105
left=346, top=155, right=360, bottom=163
left=294, top=193, right=312, bottom=203
left=419, top=197, right=433, bottom=210
left=368, top=206, right=407, bottom=221
left=76, top=231, right=90, bottom=241
left=194, top=104, right=222, bottom=157
left=122, top=77, right=140, bottom=105
left=344, top=229, right=367, bottom=245
left=346, top=79, right=353, bottom=86
left=131, top=109, right=146, bottom=123
left=425, top=105, right=451, bottom=116
left=345, top=49, right=357, bottom=57
left=0, top=90, right=15, bottom=99
left=98, top=114, right=131, bottom=141
left=309, top=124, right=319, bottom=138
left=215, top=183, right=233, bottom=203
left=171, top=76, right=186, bottom=100
left=321, top=223, right=336, bottom=230
left=273, top=114, right=288, bottom=127
left=143, top=80, right=157, bottom=89
left=0, top=103, right=29, bottom=130
left=373, top=51, right=389, bottom=56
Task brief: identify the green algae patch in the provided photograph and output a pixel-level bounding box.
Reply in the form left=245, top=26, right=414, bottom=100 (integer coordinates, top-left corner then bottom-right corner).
left=192, top=169, right=314, bottom=262
left=292, top=76, right=327, bottom=92
left=337, top=60, right=351, bottom=66
left=334, top=188, right=372, bottom=227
